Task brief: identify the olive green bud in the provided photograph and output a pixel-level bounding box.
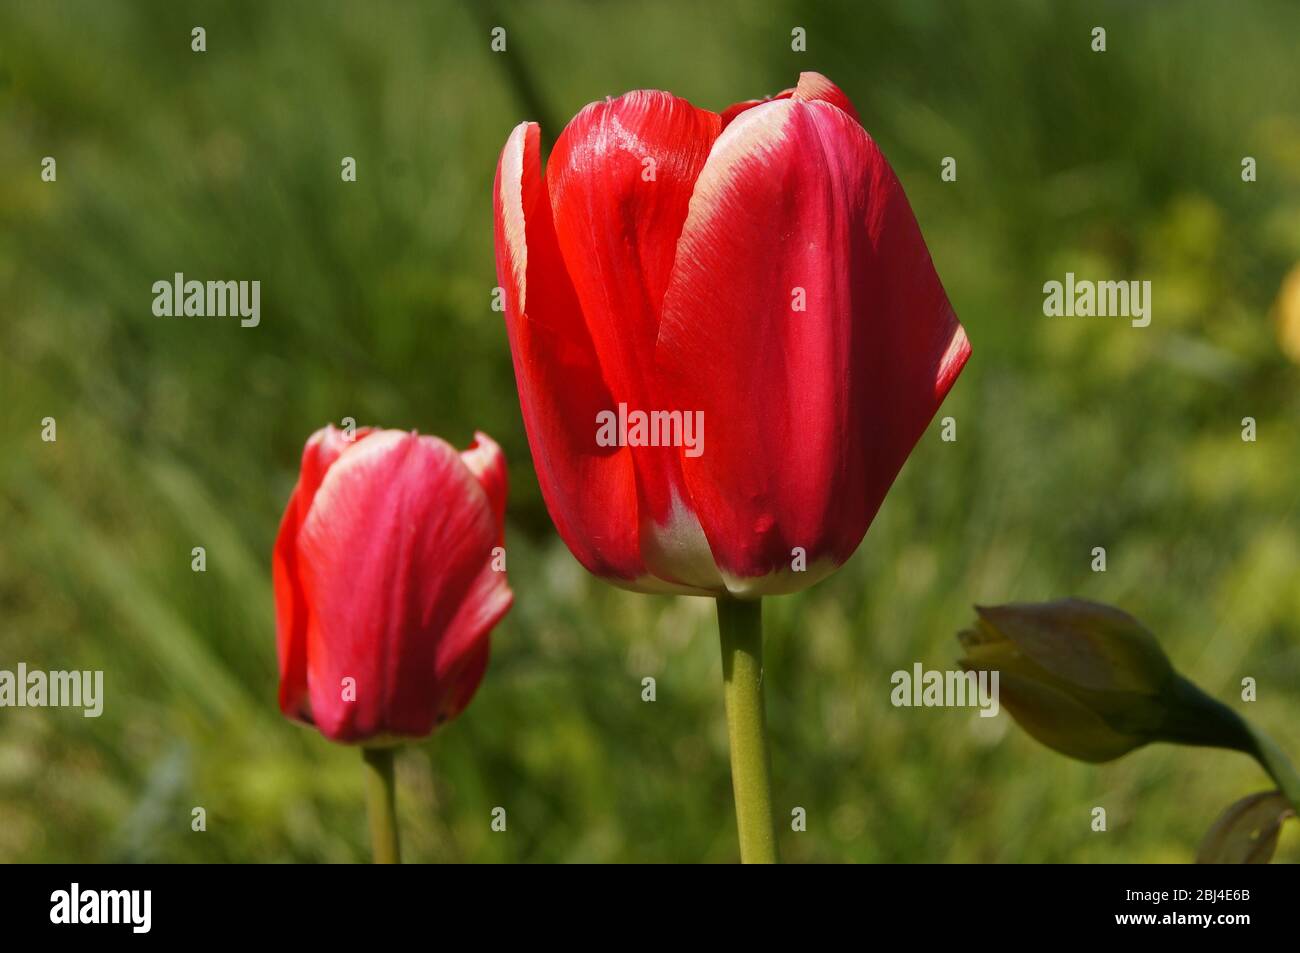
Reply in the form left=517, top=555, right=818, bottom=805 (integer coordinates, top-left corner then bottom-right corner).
left=958, top=599, right=1253, bottom=763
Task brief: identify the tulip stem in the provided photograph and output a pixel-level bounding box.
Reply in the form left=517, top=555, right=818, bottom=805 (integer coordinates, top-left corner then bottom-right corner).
left=716, top=596, right=779, bottom=864
left=361, top=746, right=401, bottom=864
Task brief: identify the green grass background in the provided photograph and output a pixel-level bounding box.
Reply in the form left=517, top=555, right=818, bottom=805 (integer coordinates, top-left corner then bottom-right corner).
left=2, top=0, right=1299, bottom=862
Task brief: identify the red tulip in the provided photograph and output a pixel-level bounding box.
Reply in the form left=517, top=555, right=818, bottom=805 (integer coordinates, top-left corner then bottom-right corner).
left=493, top=72, right=970, bottom=597
left=274, top=425, right=512, bottom=743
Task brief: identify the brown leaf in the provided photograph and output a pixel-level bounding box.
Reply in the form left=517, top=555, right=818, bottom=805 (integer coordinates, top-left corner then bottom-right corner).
left=1196, top=791, right=1295, bottom=864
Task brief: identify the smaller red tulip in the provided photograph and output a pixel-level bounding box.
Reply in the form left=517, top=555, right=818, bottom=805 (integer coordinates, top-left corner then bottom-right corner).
left=274, top=425, right=512, bottom=744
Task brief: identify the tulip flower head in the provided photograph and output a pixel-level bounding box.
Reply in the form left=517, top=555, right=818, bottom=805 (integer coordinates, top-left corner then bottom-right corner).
left=274, top=425, right=512, bottom=744
left=494, top=72, right=970, bottom=598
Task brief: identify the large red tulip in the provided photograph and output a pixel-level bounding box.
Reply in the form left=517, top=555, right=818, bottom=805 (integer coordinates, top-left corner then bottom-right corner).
left=274, top=425, right=512, bottom=743
left=493, top=72, right=970, bottom=598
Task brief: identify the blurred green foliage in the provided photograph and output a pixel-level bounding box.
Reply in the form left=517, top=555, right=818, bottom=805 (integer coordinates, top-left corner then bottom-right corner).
left=2, top=0, right=1299, bottom=863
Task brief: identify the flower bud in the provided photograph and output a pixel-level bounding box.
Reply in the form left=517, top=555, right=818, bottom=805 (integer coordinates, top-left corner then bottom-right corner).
left=958, top=599, right=1252, bottom=763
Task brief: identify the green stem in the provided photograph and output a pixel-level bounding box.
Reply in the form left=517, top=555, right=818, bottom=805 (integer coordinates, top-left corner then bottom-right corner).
left=362, top=746, right=401, bottom=864
left=1166, top=677, right=1300, bottom=813
left=1245, top=725, right=1300, bottom=814
left=716, top=596, right=779, bottom=864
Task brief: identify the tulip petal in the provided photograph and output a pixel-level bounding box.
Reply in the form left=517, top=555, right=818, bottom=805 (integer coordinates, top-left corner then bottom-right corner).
left=494, top=121, right=647, bottom=583
left=273, top=425, right=374, bottom=720
left=295, top=431, right=511, bottom=742
left=718, top=97, right=767, bottom=129
left=548, top=90, right=720, bottom=376
left=460, top=430, right=508, bottom=531
left=546, top=91, right=721, bottom=532
left=788, top=71, right=861, bottom=123
left=720, top=72, right=861, bottom=129
left=657, top=98, right=970, bottom=593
